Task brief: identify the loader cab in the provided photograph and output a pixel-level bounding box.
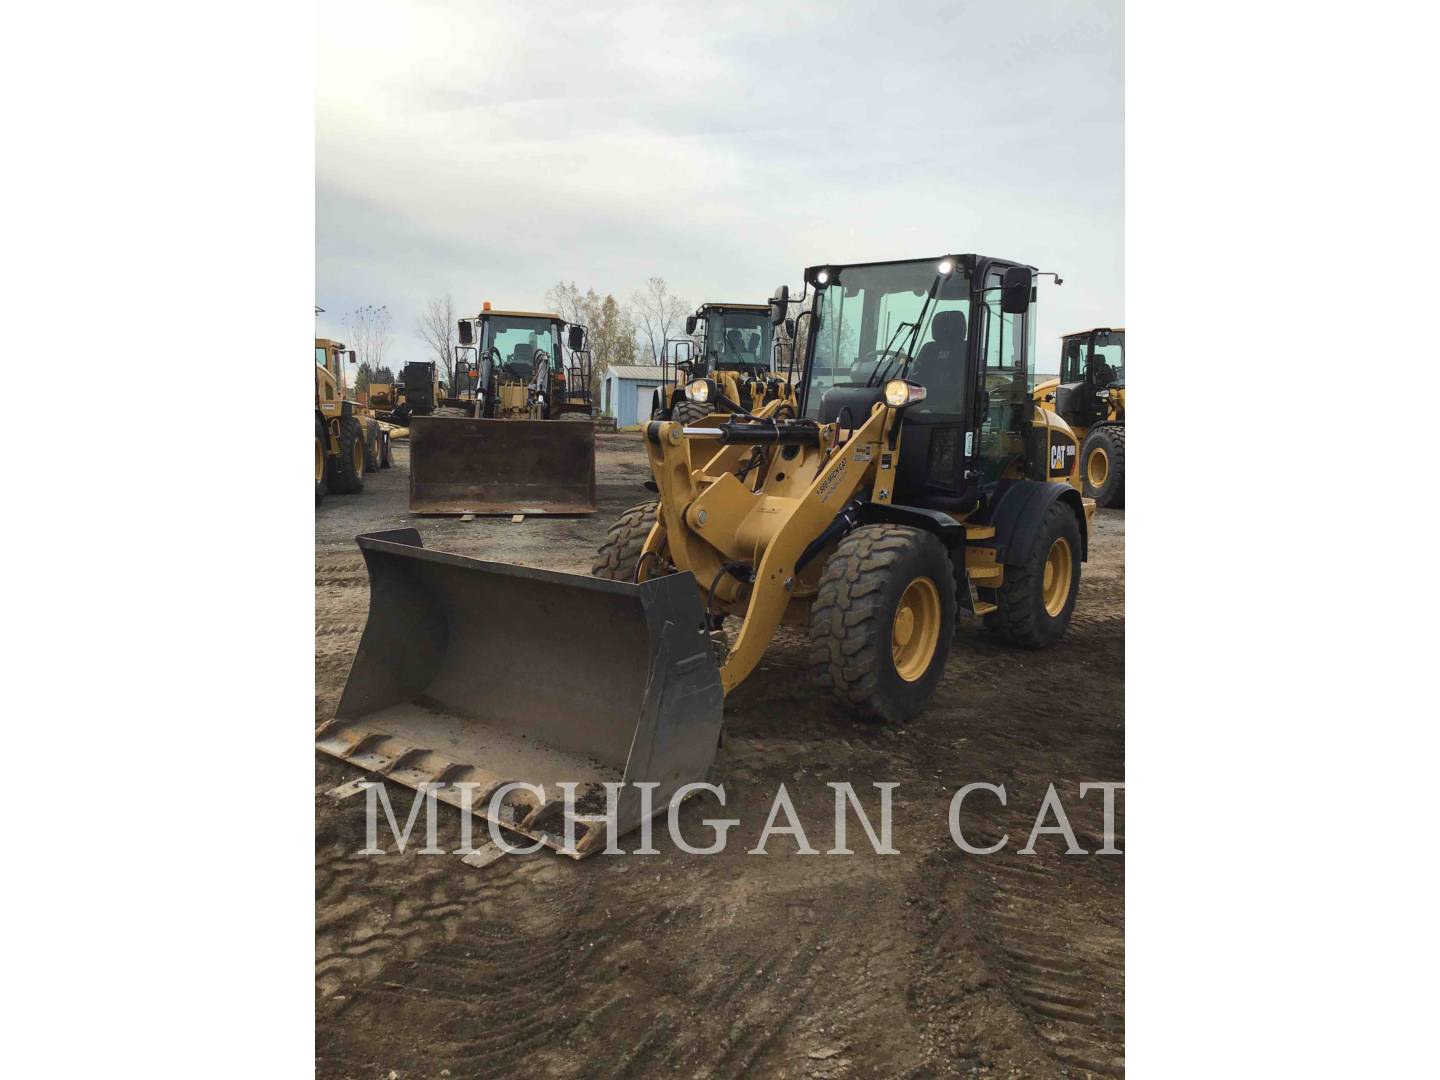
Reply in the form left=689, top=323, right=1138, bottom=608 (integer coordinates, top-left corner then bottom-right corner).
left=454, top=308, right=589, bottom=417
left=1055, top=327, right=1125, bottom=427
left=795, top=254, right=1038, bottom=509
left=689, top=304, right=775, bottom=377
left=315, top=338, right=354, bottom=407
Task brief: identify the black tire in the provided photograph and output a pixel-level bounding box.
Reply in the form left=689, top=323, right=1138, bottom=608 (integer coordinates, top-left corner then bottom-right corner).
left=379, top=431, right=393, bottom=468
left=650, top=407, right=669, bottom=420
left=808, top=525, right=956, bottom=723
left=1080, top=425, right=1125, bottom=508
left=986, top=500, right=1081, bottom=648
left=314, top=415, right=327, bottom=503
left=672, top=400, right=711, bottom=426
left=326, top=415, right=366, bottom=494
left=592, top=502, right=659, bottom=581
left=363, top=422, right=381, bottom=473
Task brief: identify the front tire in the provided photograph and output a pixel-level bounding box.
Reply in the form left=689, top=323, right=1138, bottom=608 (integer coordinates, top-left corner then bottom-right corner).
left=592, top=502, right=663, bottom=582
left=314, top=415, right=327, bottom=503
left=986, top=501, right=1081, bottom=648
left=1081, top=425, right=1125, bottom=508
left=808, top=525, right=956, bottom=723
left=326, top=415, right=366, bottom=494
left=671, top=400, right=711, bottom=426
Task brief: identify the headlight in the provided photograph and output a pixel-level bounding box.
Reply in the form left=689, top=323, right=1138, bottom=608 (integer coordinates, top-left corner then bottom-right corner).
left=884, top=379, right=927, bottom=408
left=938, top=258, right=954, bottom=275
left=816, top=269, right=830, bottom=285
left=685, top=379, right=711, bottom=403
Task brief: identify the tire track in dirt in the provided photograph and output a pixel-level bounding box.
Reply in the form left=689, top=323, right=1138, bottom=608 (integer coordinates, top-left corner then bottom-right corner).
left=315, top=444, right=1125, bottom=1077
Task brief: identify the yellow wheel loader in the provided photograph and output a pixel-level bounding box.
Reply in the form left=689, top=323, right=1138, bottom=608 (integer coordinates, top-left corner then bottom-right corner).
left=315, top=338, right=383, bottom=502
left=652, top=302, right=798, bottom=425
left=319, top=255, right=1093, bottom=856
left=407, top=306, right=596, bottom=514
left=1034, top=327, right=1124, bottom=507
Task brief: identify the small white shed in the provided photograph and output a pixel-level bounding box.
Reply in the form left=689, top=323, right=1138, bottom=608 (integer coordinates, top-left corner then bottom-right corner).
left=600, top=364, right=668, bottom=427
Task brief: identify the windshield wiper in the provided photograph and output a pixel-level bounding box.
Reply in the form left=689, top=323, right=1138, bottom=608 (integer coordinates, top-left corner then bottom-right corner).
left=865, top=274, right=942, bottom=387
left=866, top=319, right=915, bottom=387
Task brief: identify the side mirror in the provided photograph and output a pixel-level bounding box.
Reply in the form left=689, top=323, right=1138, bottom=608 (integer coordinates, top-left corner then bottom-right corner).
left=567, top=325, right=585, bottom=351
left=347, top=350, right=356, bottom=363
left=1001, top=267, right=1033, bottom=315
left=784, top=318, right=796, bottom=339
left=769, top=285, right=790, bottom=326
left=684, top=315, right=698, bottom=336
left=458, top=321, right=474, bottom=346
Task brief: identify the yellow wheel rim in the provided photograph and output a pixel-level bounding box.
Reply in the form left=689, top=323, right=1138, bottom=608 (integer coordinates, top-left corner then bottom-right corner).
left=315, top=436, right=325, bottom=483
left=892, top=577, right=942, bottom=682
left=1087, top=445, right=1109, bottom=489
left=1042, top=537, right=1073, bottom=617
left=352, top=434, right=365, bottom=475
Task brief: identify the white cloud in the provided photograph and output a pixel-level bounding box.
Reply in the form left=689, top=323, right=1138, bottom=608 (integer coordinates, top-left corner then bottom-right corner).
left=317, top=0, right=1122, bottom=367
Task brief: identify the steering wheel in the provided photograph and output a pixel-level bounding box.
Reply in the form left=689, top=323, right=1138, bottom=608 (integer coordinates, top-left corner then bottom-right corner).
left=849, top=348, right=908, bottom=385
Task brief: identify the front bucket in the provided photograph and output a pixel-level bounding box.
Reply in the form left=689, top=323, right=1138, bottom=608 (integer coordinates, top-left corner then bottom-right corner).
left=408, top=416, right=596, bottom=515
left=317, top=529, right=725, bottom=858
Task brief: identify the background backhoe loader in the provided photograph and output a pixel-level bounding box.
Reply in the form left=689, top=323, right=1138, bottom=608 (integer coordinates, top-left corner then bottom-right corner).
left=385, top=360, right=443, bottom=426
left=320, top=254, right=1092, bottom=856
left=1034, top=327, right=1125, bottom=507
left=651, top=302, right=797, bottom=424
left=407, top=305, right=596, bottom=514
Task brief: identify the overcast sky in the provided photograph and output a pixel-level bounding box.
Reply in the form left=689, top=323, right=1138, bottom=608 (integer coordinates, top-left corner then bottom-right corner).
left=317, top=0, right=1122, bottom=372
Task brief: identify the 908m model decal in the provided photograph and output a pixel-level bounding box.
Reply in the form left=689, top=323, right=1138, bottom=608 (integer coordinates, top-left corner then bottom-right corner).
left=1048, top=433, right=1077, bottom=477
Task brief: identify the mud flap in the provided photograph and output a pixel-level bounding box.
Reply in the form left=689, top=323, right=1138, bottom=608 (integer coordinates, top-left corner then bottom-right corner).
left=408, top=416, right=596, bottom=515
left=316, top=529, right=726, bottom=858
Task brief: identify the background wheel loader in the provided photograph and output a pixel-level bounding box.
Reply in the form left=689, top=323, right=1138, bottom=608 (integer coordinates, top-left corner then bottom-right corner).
left=315, top=337, right=384, bottom=503
left=407, top=305, right=596, bottom=515
left=1034, top=327, right=1125, bottom=507
left=319, top=253, right=1094, bottom=857
left=652, top=302, right=797, bottom=424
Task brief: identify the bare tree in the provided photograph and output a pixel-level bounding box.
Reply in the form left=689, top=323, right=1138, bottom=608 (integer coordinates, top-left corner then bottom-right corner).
left=544, top=281, right=585, bottom=327
left=631, top=276, right=688, bottom=365
left=345, top=305, right=392, bottom=387
left=415, top=295, right=457, bottom=387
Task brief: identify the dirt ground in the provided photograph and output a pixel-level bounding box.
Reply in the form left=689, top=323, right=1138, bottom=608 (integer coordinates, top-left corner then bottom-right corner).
left=316, top=433, right=1125, bottom=1078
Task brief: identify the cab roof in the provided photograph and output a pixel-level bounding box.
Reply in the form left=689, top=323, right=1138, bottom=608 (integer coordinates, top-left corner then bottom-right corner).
left=698, top=302, right=770, bottom=314
left=1061, top=326, right=1124, bottom=339
left=464, top=309, right=564, bottom=322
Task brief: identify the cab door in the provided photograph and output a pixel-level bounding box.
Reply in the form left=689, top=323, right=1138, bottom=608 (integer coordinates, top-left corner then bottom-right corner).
left=970, top=269, right=1034, bottom=485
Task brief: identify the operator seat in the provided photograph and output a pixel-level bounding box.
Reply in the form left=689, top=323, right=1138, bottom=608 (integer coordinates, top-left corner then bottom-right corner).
left=510, top=342, right=535, bottom=377
left=894, top=309, right=972, bottom=509
left=724, top=328, right=747, bottom=366
left=908, top=309, right=967, bottom=412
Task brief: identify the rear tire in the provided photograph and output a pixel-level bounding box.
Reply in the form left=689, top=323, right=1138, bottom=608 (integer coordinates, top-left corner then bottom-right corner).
left=1081, top=425, right=1125, bottom=508
left=672, top=400, right=711, bottom=426
left=591, top=502, right=660, bottom=582
left=986, top=500, right=1081, bottom=648
left=363, top=422, right=381, bottom=472
left=314, top=415, right=327, bottom=503
left=326, top=415, right=366, bottom=494
left=379, top=431, right=393, bottom=468
left=808, top=525, right=956, bottom=723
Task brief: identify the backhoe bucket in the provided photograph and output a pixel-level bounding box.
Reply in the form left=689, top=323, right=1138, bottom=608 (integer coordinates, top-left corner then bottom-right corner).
left=408, top=416, right=596, bottom=515
left=316, top=529, right=725, bottom=858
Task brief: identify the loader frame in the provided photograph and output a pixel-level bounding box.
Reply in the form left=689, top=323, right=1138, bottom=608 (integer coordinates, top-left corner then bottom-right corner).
left=630, top=255, right=1094, bottom=695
